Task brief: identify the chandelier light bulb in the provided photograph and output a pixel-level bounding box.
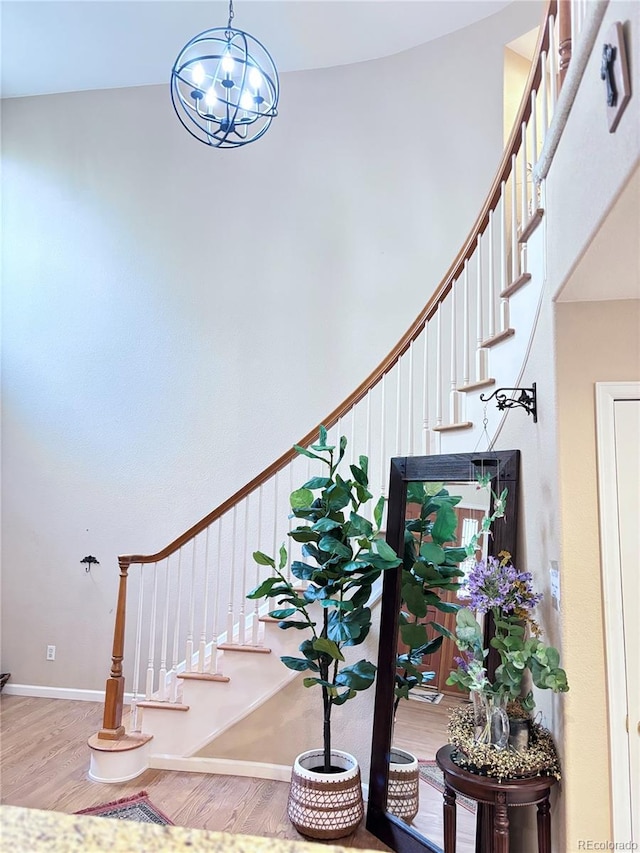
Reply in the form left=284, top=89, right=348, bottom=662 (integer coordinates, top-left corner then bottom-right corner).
left=249, top=68, right=262, bottom=89
left=221, top=53, right=235, bottom=73
left=192, top=63, right=205, bottom=86
left=240, top=90, right=254, bottom=110
left=205, top=86, right=218, bottom=107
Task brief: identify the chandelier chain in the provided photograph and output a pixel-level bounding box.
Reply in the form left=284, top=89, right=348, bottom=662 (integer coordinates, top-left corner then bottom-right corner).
left=227, top=0, right=235, bottom=33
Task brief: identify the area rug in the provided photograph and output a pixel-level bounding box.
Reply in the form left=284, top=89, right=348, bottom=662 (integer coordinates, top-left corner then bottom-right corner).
left=75, top=791, right=174, bottom=825
left=408, top=690, right=443, bottom=704
left=418, top=761, right=476, bottom=814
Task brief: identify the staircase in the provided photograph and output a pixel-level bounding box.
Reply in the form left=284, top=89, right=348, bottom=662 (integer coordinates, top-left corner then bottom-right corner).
left=88, top=0, right=607, bottom=784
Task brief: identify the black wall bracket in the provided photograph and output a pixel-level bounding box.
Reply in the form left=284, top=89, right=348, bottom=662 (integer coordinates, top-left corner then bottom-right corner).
left=480, top=383, right=537, bottom=422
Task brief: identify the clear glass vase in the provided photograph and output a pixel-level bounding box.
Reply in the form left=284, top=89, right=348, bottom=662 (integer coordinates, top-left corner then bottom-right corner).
left=471, top=692, right=509, bottom=749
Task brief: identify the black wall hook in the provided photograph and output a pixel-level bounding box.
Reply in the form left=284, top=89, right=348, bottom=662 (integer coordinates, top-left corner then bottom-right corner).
left=81, top=555, right=100, bottom=572
left=480, top=383, right=537, bottom=422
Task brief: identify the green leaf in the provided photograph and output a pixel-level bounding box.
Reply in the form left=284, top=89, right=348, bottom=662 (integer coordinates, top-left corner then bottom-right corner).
left=402, top=584, right=428, bottom=619
left=373, top=539, right=400, bottom=563
left=349, top=464, right=368, bottom=488
left=420, top=542, right=445, bottom=565
left=294, top=445, right=324, bottom=462
left=318, top=536, right=352, bottom=558
left=290, top=561, right=317, bottom=580
left=246, top=576, right=286, bottom=599
left=278, top=544, right=288, bottom=570
left=313, top=638, right=345, bottom=661
left=278, top=620, right=310, bottom=630
left=373, top=496, right=385, bottom=530
left=280, top=657, right=311, bottom=671
left=400, top=622, right=428, bottom=649
left=431, top=503, right=458, bottom=544
left=335, top=659, right=377, bottom=691
left=332, top=688, right=357, bottom=705
left=253, top=551, right=276, bottom=568
left=312, top=518, right=342, bottom=533
left=269, top=607, right=297, bottom=619
left=302, top=477, right=331, bottom=490
left=290, top=488, right=314, bottom=509
left=348, top=512, right=373, bottom=539
left=320, top=598, right=354, bottom=611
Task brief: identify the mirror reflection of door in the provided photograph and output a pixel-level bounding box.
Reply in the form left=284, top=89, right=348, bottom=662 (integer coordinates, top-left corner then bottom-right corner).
left=392, top=481, right=490, bottom=853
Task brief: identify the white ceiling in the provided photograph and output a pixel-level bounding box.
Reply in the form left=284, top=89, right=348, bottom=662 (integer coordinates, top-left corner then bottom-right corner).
left=1, top=0, right=515, bottom=99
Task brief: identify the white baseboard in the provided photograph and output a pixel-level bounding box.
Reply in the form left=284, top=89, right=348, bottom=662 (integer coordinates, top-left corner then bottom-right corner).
left=148, top=754, right=369, bottom=800
left=2, top=683, right=133, bottom=704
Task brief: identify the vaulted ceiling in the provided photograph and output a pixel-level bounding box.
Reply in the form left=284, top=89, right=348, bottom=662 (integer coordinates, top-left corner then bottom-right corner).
left=1, top=0, right=515, bottom=99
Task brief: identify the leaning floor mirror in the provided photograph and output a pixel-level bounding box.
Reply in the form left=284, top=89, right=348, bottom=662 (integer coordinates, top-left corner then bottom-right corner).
left=366, top=451, right=520, bottom=853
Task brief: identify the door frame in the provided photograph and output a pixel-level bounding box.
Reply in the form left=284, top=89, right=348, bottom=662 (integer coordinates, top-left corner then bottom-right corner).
left=595, top=381, right=639, bottom=841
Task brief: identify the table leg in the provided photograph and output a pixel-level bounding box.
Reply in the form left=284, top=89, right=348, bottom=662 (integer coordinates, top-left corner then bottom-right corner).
left=537, top=794, right=551, bottom=853
left=443, top=785, right=457, bottom=853
left=475, top=803, right=494, bottom=853
left=493, top=792, right=509, bottom=853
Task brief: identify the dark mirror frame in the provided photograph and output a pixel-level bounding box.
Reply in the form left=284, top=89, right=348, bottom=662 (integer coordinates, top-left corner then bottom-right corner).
left=366, top=450, right=520, bottom=853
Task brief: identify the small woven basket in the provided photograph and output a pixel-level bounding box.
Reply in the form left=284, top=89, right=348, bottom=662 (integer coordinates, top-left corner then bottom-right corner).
left=287, top=749, right=364, bottom=840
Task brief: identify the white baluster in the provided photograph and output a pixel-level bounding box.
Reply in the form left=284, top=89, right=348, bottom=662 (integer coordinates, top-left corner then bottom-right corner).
left=227, top=505, right=237, bottom=643
left=449, top=283, right=462, bottom=423
left=422, top=321, right=430, bottom=452
left=185, top=538, right=196, bottom=671
left=199, top=528, right=210, bottom=672
left=521, top=122, right=528, bottom=230
left=549, top=15, right=557, bottom=113
left=351, top=405, right=356, bottom=464
left=407, top=341, right=415, bottom=454
left=462, top=262, right=470, bottom=387
left=365, top=389, right=372, bottom=462
left=530, top=89, right=538, bottom=169
left=210, top=519, right=222, bottom=675
left=170, top=549, right=183, bottom=702
left=541, top=52, right=549, bottom=136
left=435, top=307, right=443, bottom=428
left=379, top=373, right=386, bottom=494
left=145, top=562, right=158, bottom=699
left=252, top=488, right=263, bottom=645
left=475, top=235, right=488, bottom=382
left=395, top=358, right=402, bottom=456
left=239, top=497, right=249, bottom=645
left=488, top=211, right=495, bottom=340
left=511, top=154, right=518, bottom=283
left=500, top=183, right=510, bottom=332
left=131, top=566, right=145, bottom=731
left=159, top=557, right=170, bottom=699
left=272, top=471, right=279, bottom=564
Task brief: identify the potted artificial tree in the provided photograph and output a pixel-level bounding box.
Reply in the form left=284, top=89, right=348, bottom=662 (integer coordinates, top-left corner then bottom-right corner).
left=247, top=427, right=401, bottom=840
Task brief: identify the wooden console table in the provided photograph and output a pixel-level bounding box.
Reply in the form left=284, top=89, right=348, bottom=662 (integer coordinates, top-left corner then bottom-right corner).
left=435, top=745, right=557, bottom=853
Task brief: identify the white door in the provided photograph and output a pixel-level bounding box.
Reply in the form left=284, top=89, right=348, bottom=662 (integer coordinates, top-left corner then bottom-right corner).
left=596, top=382, right=640, bottom=842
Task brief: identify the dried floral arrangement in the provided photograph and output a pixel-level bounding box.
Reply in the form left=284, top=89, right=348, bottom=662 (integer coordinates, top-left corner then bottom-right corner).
left=447, top=704, right=562, bottom=781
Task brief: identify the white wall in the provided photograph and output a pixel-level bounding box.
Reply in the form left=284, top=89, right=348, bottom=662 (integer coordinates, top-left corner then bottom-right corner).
left=0, top=3, right=540, bottom=690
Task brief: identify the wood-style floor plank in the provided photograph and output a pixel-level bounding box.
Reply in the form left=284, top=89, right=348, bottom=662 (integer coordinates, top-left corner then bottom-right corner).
left=0, top=696, right=389, bottom=849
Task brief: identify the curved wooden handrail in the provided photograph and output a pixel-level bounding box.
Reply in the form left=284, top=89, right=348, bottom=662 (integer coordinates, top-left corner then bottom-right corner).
left=120, top=0, right=556, bottom=567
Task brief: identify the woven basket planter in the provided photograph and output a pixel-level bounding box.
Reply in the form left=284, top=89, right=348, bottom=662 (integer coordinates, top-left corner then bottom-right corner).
left=387, top=747, right=419, bottom=823
left=287, top=749, right=364, bottom=840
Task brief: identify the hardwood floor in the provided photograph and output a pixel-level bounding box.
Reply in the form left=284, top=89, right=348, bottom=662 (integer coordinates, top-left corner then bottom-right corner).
left=392, top=694, right=476, bottom=853
left=0, top=695, right=389, bottom=849
left=1, top=694, right=478, bottom=851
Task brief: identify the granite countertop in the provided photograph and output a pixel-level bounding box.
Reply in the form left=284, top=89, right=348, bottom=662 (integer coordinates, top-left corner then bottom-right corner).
left=0, top=805, right=382, bottom=853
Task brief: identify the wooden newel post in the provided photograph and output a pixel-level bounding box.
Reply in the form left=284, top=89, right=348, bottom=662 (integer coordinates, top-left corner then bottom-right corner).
left=558, top=0, right=572, bottom=88
left=98, top=558, right=130, bottom=739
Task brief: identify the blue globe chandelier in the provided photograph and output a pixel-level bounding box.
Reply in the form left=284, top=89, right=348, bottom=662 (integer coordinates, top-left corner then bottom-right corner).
left=171, top=0, right=279, bottom=149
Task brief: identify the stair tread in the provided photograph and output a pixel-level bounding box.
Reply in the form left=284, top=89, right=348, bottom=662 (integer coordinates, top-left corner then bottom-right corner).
left=218, top=643, right=272, bottom=654
left=432, top=421, right=473, bottom=432
left=136, top=700, right=190, bottom=711
left=88, top=731, right=153, bottom=752
left=177, top=672, right=230, bottom=683
left=501, top=272, right=532, bottom=299
left=457, top=378, right=496, bottom=392
left=481, top=328, right=515, bottom=348
left=518, top=208, right=544, bottom=243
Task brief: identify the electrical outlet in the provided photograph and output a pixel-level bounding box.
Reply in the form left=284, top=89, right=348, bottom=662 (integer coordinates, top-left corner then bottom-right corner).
left=46, top=644, right=56, bottom=661
left=549, top=561, right=560, bottom=611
